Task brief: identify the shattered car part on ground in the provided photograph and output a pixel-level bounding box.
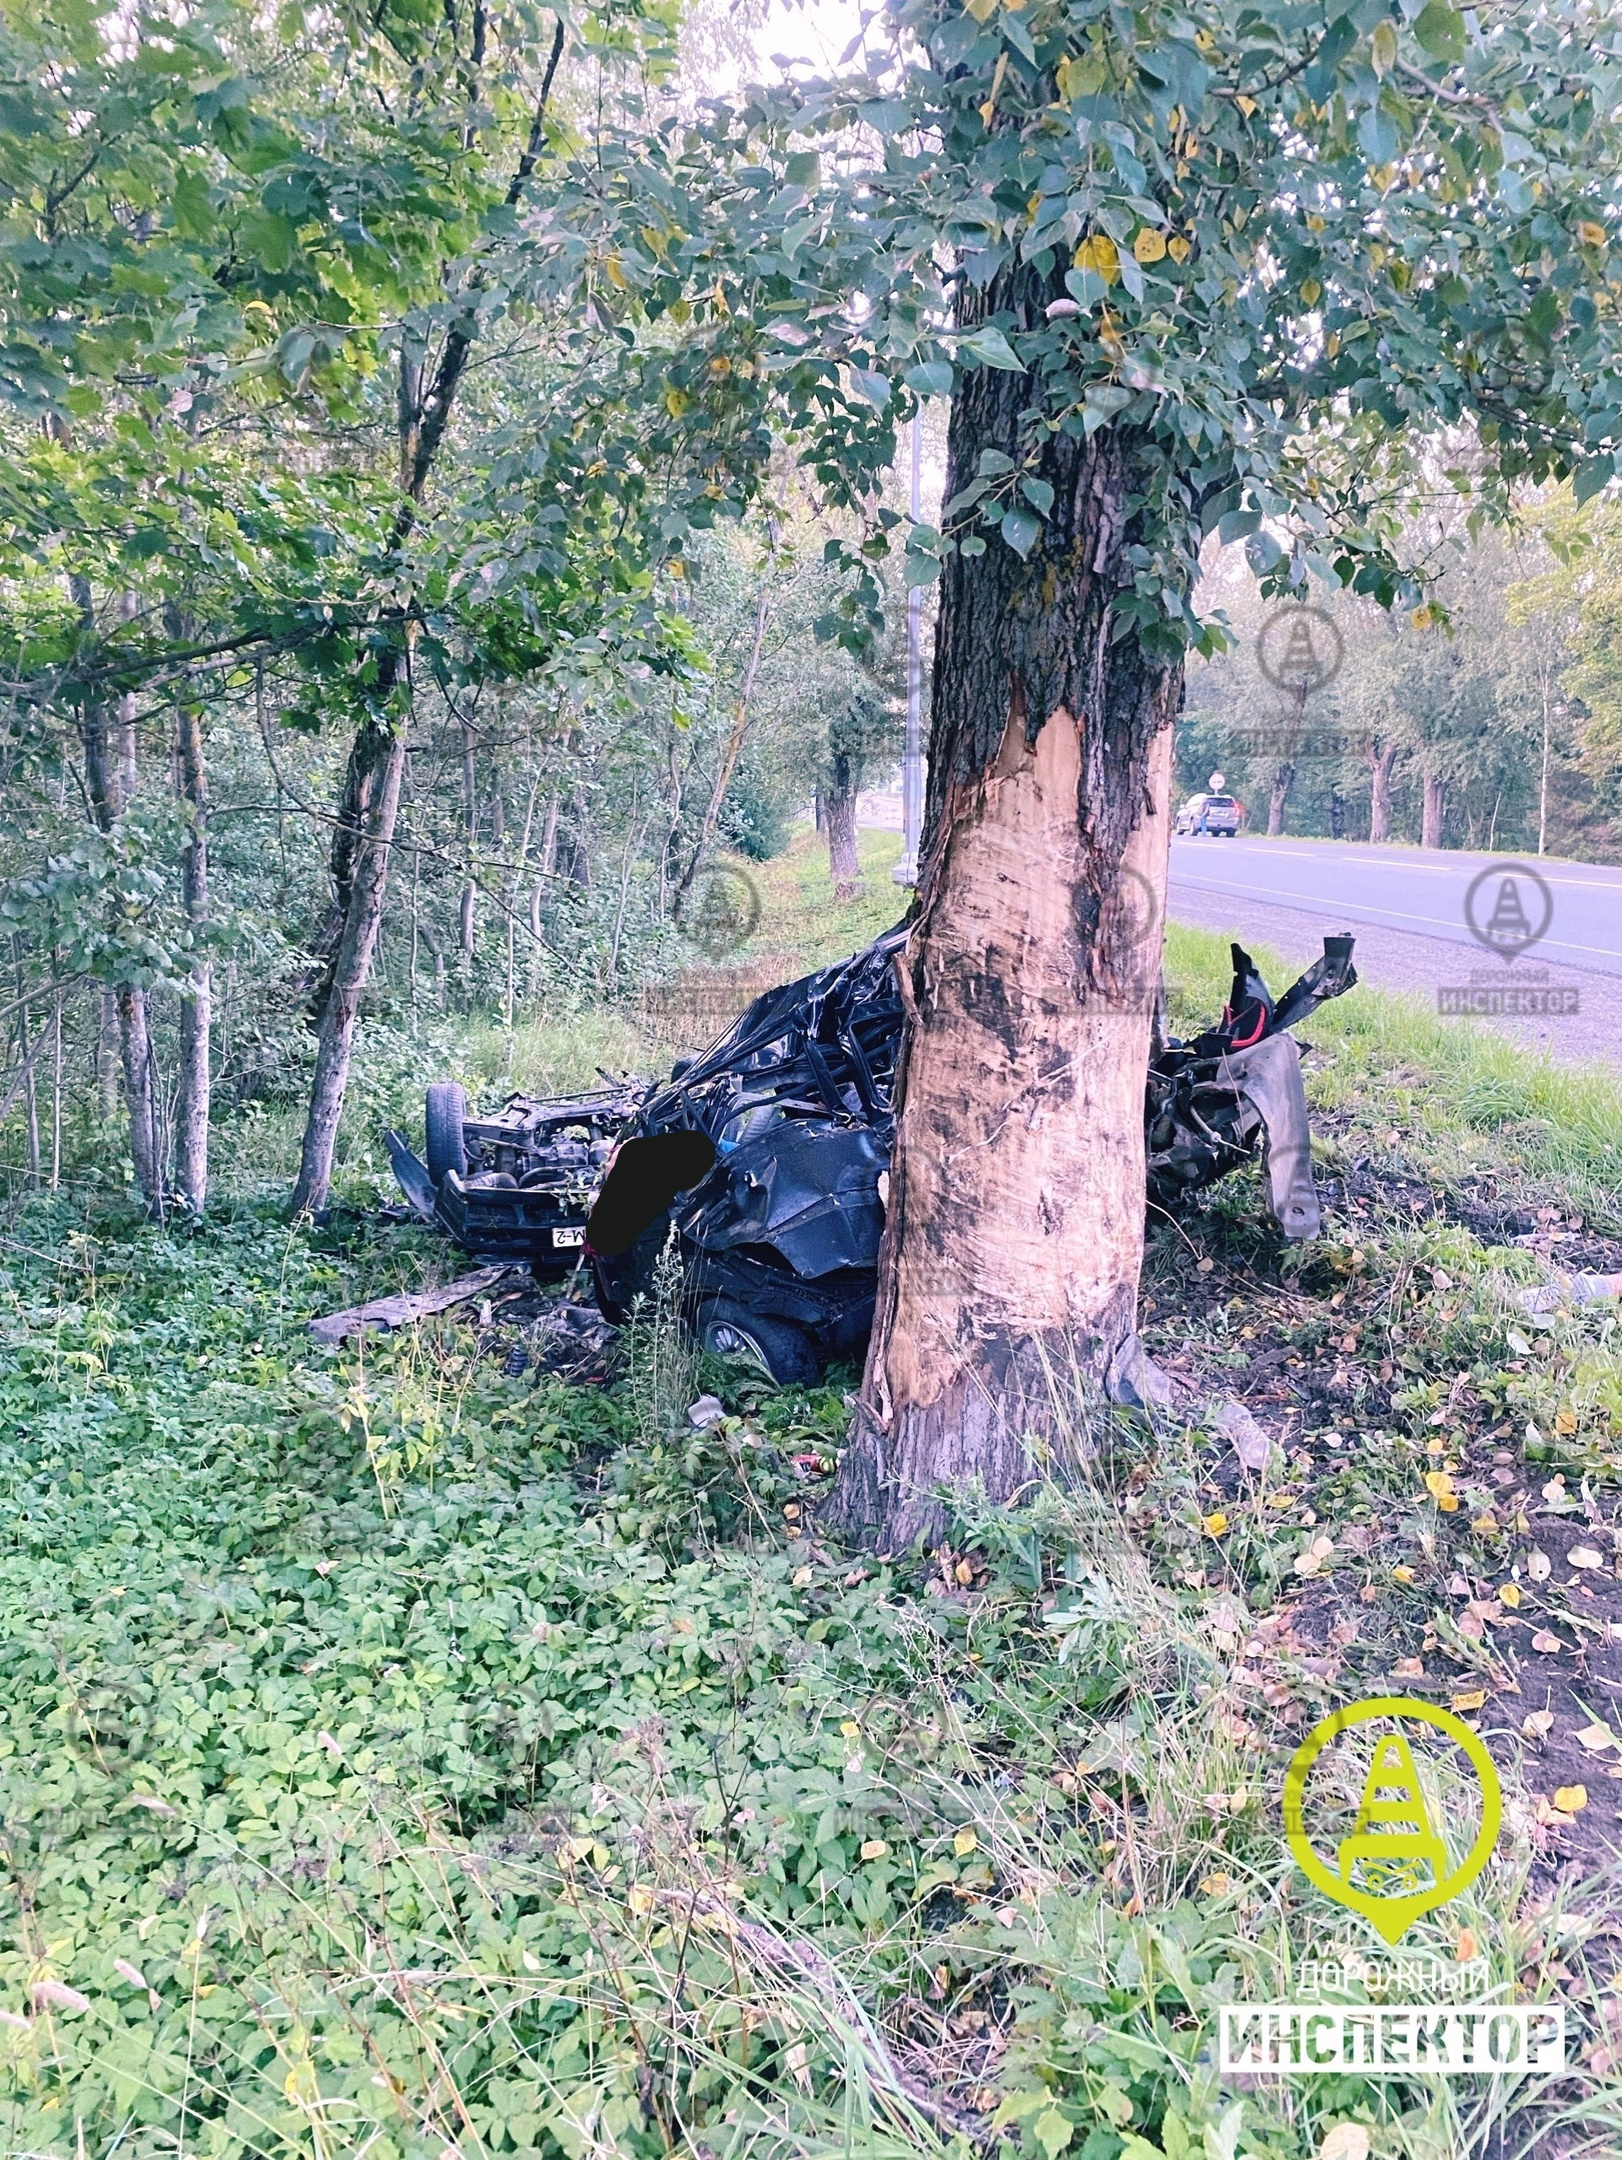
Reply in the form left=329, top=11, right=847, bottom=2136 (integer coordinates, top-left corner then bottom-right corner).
left=393, top=927, right=1357, bottom=1384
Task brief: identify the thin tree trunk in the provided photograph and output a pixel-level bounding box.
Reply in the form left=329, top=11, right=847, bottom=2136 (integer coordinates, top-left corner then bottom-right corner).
left=73, top=575, right=160, bottom=1205
left=673, top=580, right=772, bottom=906
left=50, top=996, right=62, bottom=1190
left=824, top=753, right=863, bottom=898
left=291, top=724, right=408, bottom=1215
left=1368, top=738, right=1398, bottom=843
left=460, top=719, right=478, bottom=959
left=1267, top=761, right=1295, bottom=836
left=95, top=989, right=118, bottom=1118
left=1422, top=770, right=1448, bottom=849
left=291, top=30, right=569, bottom=1212
left=829, top=296, right=1180, bottom=1550
left=174, top=699, right=211, bottom=1210
left=12, top=940, right=39, bottom=1182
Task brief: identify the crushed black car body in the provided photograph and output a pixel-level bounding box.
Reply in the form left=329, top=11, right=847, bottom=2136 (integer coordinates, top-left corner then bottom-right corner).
left=393, top=926, right=1356, bottom=1381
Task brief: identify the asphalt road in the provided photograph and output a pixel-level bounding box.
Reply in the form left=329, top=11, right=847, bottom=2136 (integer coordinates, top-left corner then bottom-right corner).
left=1168, top=836, right=1622, bottom=1071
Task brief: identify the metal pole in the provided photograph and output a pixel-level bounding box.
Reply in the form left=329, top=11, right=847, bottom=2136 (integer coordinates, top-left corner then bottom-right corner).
left=896, top=407, right=924, bottom=886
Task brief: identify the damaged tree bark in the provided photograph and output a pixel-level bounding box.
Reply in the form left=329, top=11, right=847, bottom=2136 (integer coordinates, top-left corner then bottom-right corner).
left=823, top=751, right=863, bottom=899
left=829, top=271, right=1181, bottom=1548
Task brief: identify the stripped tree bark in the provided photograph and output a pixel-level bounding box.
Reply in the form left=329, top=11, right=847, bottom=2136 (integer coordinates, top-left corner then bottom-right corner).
left=1368, top=736, right=1399, bottom=843
left=1421, top=769, right=1448, bottom=849
left=829, top=266, right=1180, bottom=1548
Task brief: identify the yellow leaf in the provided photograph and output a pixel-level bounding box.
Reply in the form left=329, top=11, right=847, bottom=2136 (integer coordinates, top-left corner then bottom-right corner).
left=1499, top=1583, right=1521, bottom=1607
left=953, top=1827, right=978, bottom=1856
left=664, top=388, right=689, bottom=418
left=1167, top=235, right=1192, bottom=263
left=1200, top=1872, right=1232, bottom=1896
left=1202, top=1511, right=1230, bottom=1537
left=627, top=1883, right=656, bottom=1914
left=1555, top=1409, right=1578, bottom=1434
left=1454, top=1926, right=1479, bottom=1963
left=1451, top=1689, right=1487, bottom=1712
left=1236, top=95, right=1257, bottom=117
left=860, top=1838, right=889, bottom=1860
left=840, top=1720, right=860, bottom=1738
left=1553, top=1784, right=1588, bottom=1813
left=963, top=0, right=998, bottom=17
left=1391, top=1564, right=1416, bottom=1584
left=604, top=254, right=627, bottom=290
left=1300, top=277, right=1322, bottom=307
left=1532, top=1629, right=1563, bottom=1652
left=1577, top=220, right=1608, bottom=248
left=1074, top=233, right=1119, bottom=283
left=978, top=50, right=1008, bottom=126
left=1370, top=19, right=1397, bottom=75
left=1134, top=227, right=1168, bottom=263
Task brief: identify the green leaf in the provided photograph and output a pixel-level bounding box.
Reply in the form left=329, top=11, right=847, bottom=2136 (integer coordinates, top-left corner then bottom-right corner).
left=1574, top=453, right=1614, bottom=505
left=1000, top=508, right=1040, bottom=558
left=1032, top=2108, right=1075, bottom=2159
left=905, top=360, right=954, bottom=398
left=784, top=151, right=819, bottom=187
left=850, top=368, right=891, bottom=409
left=957, top=325, right=1023, bottom=372
left=1414, top=2, right=1466, bottom=61
left=1020, top=477, right=1054, bottom=515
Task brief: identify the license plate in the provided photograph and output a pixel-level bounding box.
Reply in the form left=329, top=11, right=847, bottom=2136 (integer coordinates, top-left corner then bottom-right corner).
left=552, top=1226, right=585, bottom=1248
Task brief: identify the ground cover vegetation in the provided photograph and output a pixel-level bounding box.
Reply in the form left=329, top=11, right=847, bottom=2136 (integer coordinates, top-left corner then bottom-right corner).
left=4, top=891, right=1622, bottom=2159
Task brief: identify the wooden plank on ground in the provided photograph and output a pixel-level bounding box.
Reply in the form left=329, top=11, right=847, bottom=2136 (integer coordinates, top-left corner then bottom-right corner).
left=309, top=1264, right=517, bottom=1346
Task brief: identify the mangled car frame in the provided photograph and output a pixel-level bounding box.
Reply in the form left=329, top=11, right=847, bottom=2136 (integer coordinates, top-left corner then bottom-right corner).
left=389, top=927, right=1358, bottom=1382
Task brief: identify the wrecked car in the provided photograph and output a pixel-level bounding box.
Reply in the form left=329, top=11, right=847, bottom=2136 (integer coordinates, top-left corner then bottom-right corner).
left=385, top=1082, right=639, bottom=1275
left=391, top=926, right=1356, bottom=1384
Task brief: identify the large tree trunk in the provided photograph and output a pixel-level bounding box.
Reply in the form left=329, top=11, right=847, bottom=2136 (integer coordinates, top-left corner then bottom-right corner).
left=824, top=753, right=863, bottom=899
left=291, top=716, right=407, bottom=1214
left=1421, top=769, right=1448, bottom=849
left=828, top=321, right=1181, bottom=1550
left=174, top=700, right=211, bottom=1210
left=1368, top=737, right=1398, bottom=843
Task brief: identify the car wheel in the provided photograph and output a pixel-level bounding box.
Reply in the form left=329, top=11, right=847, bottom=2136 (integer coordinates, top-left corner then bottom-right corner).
left=697, top=1299, right=822, bottom=1386
left=425, top=1083, right=468, bottom=1185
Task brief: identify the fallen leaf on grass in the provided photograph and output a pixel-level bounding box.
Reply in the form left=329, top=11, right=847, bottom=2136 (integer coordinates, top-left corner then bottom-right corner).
left=1575, top=1724, right=1617, bottom=1753
left=1499, top=1583, right=1522, bottom=1607
left=1568, top=1546, right=1605, bottom=1570
left=1196, top=1257, right=1214, bottom=1274
left=1295, top=1535, right=1335, bottom=1577
left=1424, top=1470, right=1460, bottom=1511
left=860, top=1839, right=889, bottom=1860
left=1455, top=1926, right=1479, bottom=1962
left=1202, top=1512, right=1230, bottom=1537
left=953, top=1828, right=978, bottom=1856
left=1318, top=2127, right=1371, bottom=2160
left=1527, top=1550, right=1552, bottom=1580
left=1394, top=1656, right=1425, bottom=1678
left=1200, top=1872, right=1232, bottom=1896
left=1556, top=1409, right=1578, bottom=1435
left=1523, top=1709, right=1555, bottom=1739
left=1391, top=1565, right=1416, bottom=1585
left=1553, top=1785, right=1588, bottom=1813
left=1451, top=1689, right=1487, bottom=1712
left=1532, top=1630, right=1564, bottom=1653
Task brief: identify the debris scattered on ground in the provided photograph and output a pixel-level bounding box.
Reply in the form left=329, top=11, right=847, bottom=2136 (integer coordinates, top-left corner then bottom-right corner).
left=1213, top=1396, right=1272, bottom=1472
left=308, top=1264, right=519, bottom=1345
left=687, top=1394, right=725, bottom=1429
left=1519, top=1269, right=1622, bottom=1314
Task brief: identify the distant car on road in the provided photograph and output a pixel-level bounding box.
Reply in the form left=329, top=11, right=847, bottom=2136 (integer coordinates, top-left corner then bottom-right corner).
left=1176, top=791, right=1243, bottom=837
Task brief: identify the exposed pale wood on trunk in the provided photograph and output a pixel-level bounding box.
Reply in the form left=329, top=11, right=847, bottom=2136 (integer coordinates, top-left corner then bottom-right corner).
left=1267, top=760, right=1296, bottom=836
left=1422, top=769, right=1448, bottom=848
left=1368, top=737, right=1399, bottom=843
left=828, top=267, right=1182, bottom=1547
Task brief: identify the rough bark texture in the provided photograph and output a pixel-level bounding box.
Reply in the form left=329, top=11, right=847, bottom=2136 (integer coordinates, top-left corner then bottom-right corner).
left=824, top=753, right=863, bottom=899
left=827, top=275, right=1182, bottom=1549
left=1368, top=738, right=1398, bottom=843
left=174, top=701, right=211, bottom=1210
left=1267, top=761, right=1296, bottom=837
left=1421, top=770, right=1448, bottom=849
left=674, top=582, right=771, bottom=907
left=291, top=726, right=408, bottom=1214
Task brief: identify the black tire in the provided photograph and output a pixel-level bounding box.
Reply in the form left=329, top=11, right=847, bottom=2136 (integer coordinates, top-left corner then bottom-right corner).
left=425, top=1083, right=468, bottom=1186
left=697, top=1299, right=822, bottom=1386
